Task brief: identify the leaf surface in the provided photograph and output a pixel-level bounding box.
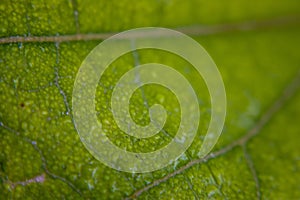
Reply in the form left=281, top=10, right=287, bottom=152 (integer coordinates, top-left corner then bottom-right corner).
left=0, top=0, right=300, bottom=199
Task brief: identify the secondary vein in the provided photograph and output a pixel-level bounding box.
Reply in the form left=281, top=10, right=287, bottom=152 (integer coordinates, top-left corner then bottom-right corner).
left=125, top=69, right=300, bottom=199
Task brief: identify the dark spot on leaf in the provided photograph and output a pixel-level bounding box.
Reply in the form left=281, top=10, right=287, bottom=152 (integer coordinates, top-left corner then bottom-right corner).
left=0, top=161, right=5, bottom=172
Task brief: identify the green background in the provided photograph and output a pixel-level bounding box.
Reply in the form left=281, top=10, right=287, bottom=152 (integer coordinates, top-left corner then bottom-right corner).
left=0, top=0, right=300, bottom=199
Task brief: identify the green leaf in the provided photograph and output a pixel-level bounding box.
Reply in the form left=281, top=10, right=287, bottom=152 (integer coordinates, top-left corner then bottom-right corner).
left=1, top=0, right=300, bottom=199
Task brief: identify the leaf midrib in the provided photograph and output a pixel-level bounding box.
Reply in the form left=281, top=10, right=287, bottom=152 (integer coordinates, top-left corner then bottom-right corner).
left=0, top=15, right=299, bottom=44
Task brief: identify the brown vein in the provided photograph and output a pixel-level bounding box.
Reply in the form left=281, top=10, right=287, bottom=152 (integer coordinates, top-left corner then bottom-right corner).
left=125, top=69, right=300, bottom=199
left=0, top=15, right=299, bottom=44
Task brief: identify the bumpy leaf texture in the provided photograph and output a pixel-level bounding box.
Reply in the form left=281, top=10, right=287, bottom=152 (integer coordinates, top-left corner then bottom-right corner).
left=0, top=0, right=300, bottom=199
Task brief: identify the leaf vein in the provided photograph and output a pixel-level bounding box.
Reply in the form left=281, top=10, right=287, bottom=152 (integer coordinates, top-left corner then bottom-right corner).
left=0, top=15, right=299, bottom=44
left=125, top=69, right=300, bottom=199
